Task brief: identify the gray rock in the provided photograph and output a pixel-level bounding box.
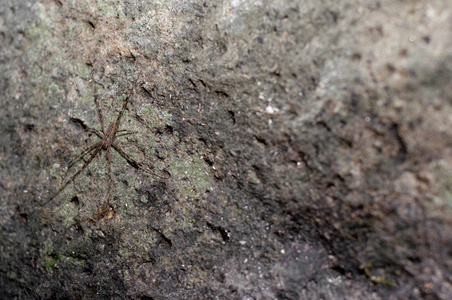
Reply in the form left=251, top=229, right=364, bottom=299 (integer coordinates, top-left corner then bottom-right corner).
left=1, top=0, right=451, bottom=299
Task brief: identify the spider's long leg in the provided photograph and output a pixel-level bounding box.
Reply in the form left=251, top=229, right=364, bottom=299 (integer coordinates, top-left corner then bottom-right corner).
left=94, top=95, right=106, bottom=134
left=117, top=129, right=136, bottom=134
left=68, top=142, right=102, bottom=169
left=90, top=69, right=107, bottom=135
left=115, top=130, right=137, bottom=139
left=112, top=143, right=170, bottom=179
left=49, top=145, right=102, bottom=201
left=106, top=146, right=112, bottom=204
left=87, top=127, right=104, bottom=139
left=114, top=70, right=143, bottom=128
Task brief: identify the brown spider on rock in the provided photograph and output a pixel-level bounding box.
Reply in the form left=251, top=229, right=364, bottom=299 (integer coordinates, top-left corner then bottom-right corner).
left=49, top=70, right=170, bottom=207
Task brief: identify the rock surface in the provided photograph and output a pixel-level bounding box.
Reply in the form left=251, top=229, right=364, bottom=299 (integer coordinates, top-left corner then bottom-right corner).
left=1, top=0, right=451, bottom=299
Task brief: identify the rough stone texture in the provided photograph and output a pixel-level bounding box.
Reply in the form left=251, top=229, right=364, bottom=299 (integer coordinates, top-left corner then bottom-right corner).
left=1, top=0, right=451, bottom=299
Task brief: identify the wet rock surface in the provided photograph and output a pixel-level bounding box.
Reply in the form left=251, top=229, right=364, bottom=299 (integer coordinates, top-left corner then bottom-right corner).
left=1, top=0, right=451, bottom=299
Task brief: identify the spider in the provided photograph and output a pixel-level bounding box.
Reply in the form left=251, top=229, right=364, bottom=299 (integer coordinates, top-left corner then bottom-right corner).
left=50, top=70, right=170, bottom=205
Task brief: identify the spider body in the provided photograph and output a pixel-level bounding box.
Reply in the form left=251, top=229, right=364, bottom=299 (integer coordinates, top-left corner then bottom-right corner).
left=102, top=122, right=119, bottom=148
